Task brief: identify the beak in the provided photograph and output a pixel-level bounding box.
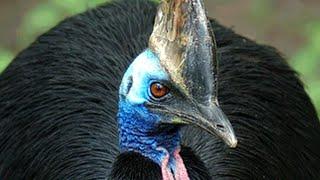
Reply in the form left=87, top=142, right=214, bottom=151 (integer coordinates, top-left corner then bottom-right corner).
left=186, top=103, right=238, bottom=148
left=151, top=99, right=238, bottom=148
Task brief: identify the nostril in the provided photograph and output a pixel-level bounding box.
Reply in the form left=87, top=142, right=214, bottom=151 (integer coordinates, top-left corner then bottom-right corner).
left=217, top=124, right=225, bottom=132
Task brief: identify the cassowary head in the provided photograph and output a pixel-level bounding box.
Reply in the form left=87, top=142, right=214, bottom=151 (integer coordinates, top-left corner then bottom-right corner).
left=117, top=0, right=237, bottom=177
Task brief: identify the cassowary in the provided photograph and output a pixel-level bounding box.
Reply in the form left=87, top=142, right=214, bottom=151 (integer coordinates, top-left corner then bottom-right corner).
left=0, top=0, right=320, bottom=179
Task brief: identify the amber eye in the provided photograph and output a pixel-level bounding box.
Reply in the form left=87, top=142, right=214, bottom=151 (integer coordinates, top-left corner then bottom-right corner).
left=150, top=82, right=170, bottom=99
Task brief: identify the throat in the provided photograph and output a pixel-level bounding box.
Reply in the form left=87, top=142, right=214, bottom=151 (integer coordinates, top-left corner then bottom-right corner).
left=119, top=125, right=189, bottom=179
left=118, top=102, right=189, bottom=179
left=119, top=123, right=180, bottom=164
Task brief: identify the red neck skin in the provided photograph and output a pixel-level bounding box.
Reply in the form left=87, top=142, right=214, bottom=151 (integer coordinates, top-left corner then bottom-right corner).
left=159, top=147, right=190, bottom=180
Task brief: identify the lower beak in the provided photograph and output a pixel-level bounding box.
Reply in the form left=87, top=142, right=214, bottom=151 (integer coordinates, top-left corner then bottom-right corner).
left=179, top=102, right=238, bottom=148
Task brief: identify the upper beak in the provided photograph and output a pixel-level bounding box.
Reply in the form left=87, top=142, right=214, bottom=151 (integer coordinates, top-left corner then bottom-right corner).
left=189, top=103, right=238, bottom=148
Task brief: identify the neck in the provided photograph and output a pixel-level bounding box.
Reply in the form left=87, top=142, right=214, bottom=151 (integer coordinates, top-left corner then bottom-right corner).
left=118, top=105, right=181, bottom=165
left=117, top=101, right=190, bottom=179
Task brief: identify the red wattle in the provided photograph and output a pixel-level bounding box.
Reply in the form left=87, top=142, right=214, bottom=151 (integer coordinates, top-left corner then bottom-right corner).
left=161, top=152, right=174, bottom=180
left=173, top=148, right=190, bottom=180
left=160, top=148, right=190, bottom=180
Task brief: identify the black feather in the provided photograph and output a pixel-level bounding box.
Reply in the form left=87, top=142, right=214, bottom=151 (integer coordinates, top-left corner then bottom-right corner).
left=0, top=0, right=319, bottom=179
left=110, top=151, right=162, bottom=180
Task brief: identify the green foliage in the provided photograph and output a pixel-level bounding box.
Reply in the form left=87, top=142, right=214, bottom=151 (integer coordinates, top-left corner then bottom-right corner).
left=19, top=0, right=109, bottom=48
left=0, top=0, right=108, bottom=73
left=290, top=22, right=320, bottom=114
left=0, top=48, right=13, bottom=73
left=250, top=0, right=273, bottom=20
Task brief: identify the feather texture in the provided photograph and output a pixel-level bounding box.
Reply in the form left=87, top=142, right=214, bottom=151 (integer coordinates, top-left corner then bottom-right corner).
left=0, top=0, right=319, bottom=179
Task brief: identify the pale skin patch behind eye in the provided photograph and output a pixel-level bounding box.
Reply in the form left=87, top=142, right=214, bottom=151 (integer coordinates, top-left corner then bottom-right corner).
left=120, top=49, right=169, bottom=104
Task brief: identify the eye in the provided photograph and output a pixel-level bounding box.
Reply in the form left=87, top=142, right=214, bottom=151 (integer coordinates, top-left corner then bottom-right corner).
left=150, top=82, right=170, bottom=100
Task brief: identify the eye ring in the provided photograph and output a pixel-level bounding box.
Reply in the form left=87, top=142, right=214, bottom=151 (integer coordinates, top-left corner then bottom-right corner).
left=149, top=82, right=170, bottom=100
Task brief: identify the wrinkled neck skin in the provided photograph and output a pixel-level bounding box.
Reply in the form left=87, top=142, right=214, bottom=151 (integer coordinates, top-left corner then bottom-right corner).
left=118, top=101, right=189, bottom=180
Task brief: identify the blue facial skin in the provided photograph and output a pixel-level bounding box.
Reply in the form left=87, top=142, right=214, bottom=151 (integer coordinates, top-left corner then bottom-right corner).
left=118, top=49, right=180, bottom=168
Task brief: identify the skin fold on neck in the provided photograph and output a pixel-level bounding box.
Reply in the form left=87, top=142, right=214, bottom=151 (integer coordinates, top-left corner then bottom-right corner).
left=118, top=102, right=190, bottom=179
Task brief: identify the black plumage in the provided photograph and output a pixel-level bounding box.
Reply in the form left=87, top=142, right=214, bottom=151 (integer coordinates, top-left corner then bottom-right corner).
left=0, top=0, right=320, bottom=179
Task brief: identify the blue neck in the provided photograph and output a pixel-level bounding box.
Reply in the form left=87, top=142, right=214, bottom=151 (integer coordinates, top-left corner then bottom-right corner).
left=117, top=100, right=181, bottom=165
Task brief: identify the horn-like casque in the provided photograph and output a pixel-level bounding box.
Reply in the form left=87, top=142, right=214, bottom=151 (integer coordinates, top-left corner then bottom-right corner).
left=149, top=0, right=218, bottom=105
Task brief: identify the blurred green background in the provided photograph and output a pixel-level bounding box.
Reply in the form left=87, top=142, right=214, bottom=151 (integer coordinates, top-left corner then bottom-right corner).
left=0, top=0, right=319, bottom=115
